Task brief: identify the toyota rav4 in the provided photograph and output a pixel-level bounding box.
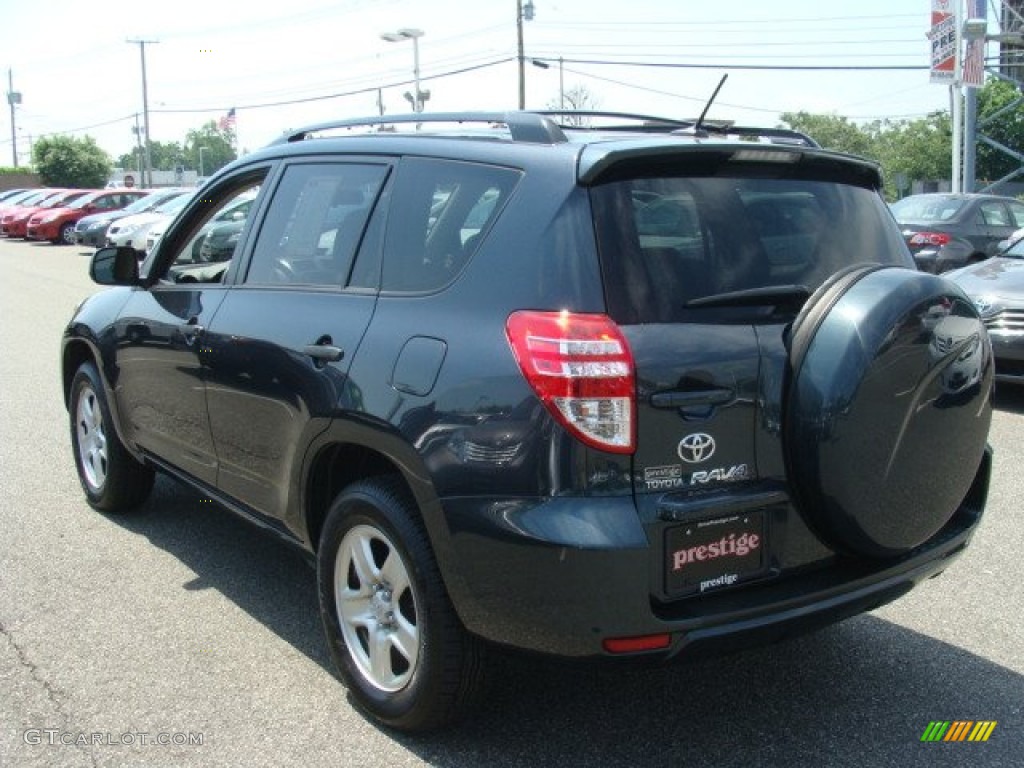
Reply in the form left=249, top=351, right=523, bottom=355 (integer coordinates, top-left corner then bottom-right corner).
left=62, top=111, right=994, bottom=732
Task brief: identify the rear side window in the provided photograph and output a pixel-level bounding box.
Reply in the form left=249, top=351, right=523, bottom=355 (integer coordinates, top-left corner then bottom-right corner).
left=381, top=158, right=521, bottom=293
left=591, top=176, right=910, bottom=324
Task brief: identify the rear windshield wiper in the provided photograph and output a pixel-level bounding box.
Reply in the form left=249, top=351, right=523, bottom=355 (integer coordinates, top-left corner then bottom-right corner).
left=686, top=284, right=811, bottom=310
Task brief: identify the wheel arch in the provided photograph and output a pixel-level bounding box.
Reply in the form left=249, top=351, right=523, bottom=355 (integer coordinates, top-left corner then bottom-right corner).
left=301, top=431, right=469, bottom=621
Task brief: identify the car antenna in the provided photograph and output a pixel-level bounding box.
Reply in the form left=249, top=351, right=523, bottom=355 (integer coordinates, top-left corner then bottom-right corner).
left=691, top=74, right=728, bottom=137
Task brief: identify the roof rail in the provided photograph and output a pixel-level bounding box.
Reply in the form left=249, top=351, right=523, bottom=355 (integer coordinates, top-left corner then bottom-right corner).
left=272, top=112, right=569, bottom=145
left=537, top=110, right=692, bottom=131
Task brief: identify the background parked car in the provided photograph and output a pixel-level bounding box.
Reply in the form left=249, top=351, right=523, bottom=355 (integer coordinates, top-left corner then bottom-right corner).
left=947, top=236, right=1024, bottom=384
left=73, top=188, right=191, bottom=248
left=0, top=188, right=30, bottom=204
left=106, top=190, right=196, bottom=254
left=0, top=189, right=54, bottom=214
left=147, top=189, right=256, bottom=259
left=2, top=189, right=91, bottom=238
left=890, top=192, right=1024, bottom=273
left=27, top=189, right=148, bottom=245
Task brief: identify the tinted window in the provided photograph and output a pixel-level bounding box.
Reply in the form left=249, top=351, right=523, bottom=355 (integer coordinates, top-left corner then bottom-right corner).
left=1011, top=201, right=1024, bottom=227
left=890, top=195, right=965, bottom=222
left=592, top=177, right=910, bottom=324
left=382, top=158, right=520, bottom=293
left=980, top=201, right=1010, bottom=226
left=245, top=163, right=388, bottom=287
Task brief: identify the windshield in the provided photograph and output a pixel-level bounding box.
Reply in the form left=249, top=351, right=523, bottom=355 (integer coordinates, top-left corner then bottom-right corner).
left=1005, top=238, right=1024, bottom=259
left=889, top=195, right=966, bottom=223
left=69, top=193, right=105, bottom=210
left=122, top=190, right=181, bottom=214
left=155, top=193, right=193, bottom=215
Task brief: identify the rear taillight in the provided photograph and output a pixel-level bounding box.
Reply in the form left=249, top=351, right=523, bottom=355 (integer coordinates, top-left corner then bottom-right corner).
left=909, top=232, right=951, bottom=247
left=505, top=310, right=635, bottom=454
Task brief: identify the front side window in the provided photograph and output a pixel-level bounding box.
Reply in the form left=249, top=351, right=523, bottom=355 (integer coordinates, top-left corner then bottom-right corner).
left=153, top=174, right=265, bottom=285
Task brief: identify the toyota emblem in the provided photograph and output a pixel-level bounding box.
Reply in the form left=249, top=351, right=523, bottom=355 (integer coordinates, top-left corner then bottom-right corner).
left=678, top=433, right=716, bottom=464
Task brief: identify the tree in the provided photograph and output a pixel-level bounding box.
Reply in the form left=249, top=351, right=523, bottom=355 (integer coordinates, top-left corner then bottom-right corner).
left=32, top=135, right=111, bottom=188
left=778, top=112, right=873, bottom=156
left=548, top=84, right=601, bottom=126
left=974, top=78, right=1024, bottom=185
left=867, top=113, right=951, bottom=198
left=114, top=140, right=184, bottom=173
left=182, top=121, right=237, bottom=176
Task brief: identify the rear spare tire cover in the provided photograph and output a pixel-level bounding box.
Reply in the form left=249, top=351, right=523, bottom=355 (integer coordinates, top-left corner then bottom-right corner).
left=784, top=265, right=993, bottom=558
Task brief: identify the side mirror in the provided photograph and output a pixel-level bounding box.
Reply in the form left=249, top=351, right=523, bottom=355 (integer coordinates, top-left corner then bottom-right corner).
left=90, top=246, right=141, bottom=286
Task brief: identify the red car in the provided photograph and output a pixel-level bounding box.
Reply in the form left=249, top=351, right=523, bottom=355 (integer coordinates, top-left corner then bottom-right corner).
left=26, top=189, right=148, bottom=244
left=0, top=189, right=82, bottom=237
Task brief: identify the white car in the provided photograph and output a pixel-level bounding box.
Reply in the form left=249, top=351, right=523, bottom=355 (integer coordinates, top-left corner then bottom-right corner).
left=106, top=190, right=194, bottom=253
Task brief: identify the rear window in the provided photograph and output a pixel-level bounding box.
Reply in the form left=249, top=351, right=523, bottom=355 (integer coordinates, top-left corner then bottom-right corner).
left=591, top=177, right=910, bottom=324
left=889, top=195, right=965, bottom=223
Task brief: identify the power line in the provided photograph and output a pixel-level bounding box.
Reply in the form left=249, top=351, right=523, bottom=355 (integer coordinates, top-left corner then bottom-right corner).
left=530, top=56, right=930, bottom=72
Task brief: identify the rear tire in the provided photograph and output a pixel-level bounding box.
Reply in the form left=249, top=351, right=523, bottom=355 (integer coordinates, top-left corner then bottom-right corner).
left=69, top=361, right=154, bottom=512
left=317, top=476, right=487, bottom=732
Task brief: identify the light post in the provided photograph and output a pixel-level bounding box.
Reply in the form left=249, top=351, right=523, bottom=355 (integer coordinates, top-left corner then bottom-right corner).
left=381, top=28, right=428, bottom=113
left=199, top=146, right=208, bottom=178
left=516, top=0, right=536, bottom=109
left=7, top=69, right=21, bottom=167
left=531, top=57, right=563, bottom=109
left=127, top=39, right=158, bottom=188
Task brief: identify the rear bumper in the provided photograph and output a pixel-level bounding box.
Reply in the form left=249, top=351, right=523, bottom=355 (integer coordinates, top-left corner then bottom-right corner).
left=436, top=449, right=990, bottom=659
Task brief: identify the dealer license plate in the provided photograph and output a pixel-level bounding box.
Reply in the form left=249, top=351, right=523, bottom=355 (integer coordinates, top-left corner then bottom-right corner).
left=665, top=511, right=766, bottom=595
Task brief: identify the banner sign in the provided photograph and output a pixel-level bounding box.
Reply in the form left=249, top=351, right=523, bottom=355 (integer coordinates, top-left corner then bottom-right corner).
left=929, top=0, right=957, bottom=84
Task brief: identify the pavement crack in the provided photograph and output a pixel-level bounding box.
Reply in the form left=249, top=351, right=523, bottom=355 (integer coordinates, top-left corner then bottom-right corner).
left=1, top=621, right=98, bottom=768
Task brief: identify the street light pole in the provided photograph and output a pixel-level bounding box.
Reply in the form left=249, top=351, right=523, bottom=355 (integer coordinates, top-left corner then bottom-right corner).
left=381, top=28, right=427, bottom=113
left=7, top=69, right=21, bottom=167
left=516, top=0, right=536, bottom=109
left=128, top=38, right=158, bottom=188
left=199, top=146, right=208, bottom=178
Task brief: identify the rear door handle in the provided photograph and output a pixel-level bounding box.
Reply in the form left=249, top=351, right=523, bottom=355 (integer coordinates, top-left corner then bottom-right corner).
left=180, top=317, right=205, bottom=346
left=303, top=344, right=344, bottom=362
left=303, top=335, right=344, bottom=364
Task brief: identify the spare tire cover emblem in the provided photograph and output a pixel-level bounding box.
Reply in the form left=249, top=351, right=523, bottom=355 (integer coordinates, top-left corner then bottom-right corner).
left=678, top=433, right=716, bottom=464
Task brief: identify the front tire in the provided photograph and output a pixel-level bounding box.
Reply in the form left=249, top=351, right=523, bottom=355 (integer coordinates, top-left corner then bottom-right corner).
left=69, top=361, right=154, bottom=512
left=317, top=477, right=487, bottom=732
left=57, top=222, right=76, bottom=245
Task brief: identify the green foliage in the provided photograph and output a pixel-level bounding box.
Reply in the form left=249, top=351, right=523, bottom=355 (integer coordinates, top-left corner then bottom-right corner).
left=779, top=111, right=874, bottom=157
left=866, top=112, right=952, bottom=198
left=975, top=79, right=1024, bottom=185
left=114, top=140, right=185, bottom=173
left=32, top=135, right=111, bottom=188
left=182, top=121, right=237, bottom=176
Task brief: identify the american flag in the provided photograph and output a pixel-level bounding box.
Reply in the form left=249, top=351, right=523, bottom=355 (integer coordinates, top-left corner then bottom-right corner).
left=962, top=0, right=987, bottom=88
left=218, top=107, right=236, bottom=132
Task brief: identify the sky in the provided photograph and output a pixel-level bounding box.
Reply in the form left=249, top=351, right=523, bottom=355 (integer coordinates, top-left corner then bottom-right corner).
left=0, top=0, right=1001, bottom=166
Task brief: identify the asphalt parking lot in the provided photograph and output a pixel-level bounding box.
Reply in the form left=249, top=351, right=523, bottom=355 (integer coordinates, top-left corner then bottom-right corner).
left=1, top=236, right=1022, bottom=767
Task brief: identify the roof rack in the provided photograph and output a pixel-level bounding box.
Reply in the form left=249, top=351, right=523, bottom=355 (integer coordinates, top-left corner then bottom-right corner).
left=271, top=110, right=819, bottom=149
left=273, top=112, right=569, bottom=145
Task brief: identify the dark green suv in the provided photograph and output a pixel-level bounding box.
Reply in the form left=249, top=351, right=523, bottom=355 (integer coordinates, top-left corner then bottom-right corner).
left=63, top=112, right=993, bottom=731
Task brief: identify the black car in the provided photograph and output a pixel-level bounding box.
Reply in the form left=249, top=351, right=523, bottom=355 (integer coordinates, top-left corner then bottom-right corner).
left=62, top=111, right=994, bottom=732
left=948, top=237, right=1024, bottom=384
left=890, top=192, right=1024, bottom=273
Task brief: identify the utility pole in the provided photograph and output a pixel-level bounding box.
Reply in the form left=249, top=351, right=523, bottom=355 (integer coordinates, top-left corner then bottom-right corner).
left=7, top=69, right=21, bottom=167
left=517, top=0, right=535, bottom=109
left=127, top=38, right=158, bottom=188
